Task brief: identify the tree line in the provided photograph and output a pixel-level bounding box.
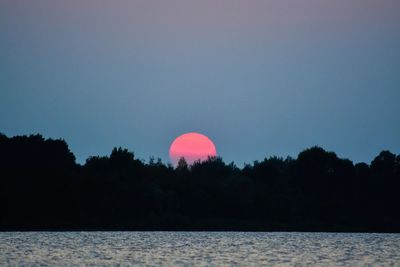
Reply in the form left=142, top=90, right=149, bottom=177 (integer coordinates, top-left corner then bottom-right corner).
left=0, top=133, right=399, bottom=232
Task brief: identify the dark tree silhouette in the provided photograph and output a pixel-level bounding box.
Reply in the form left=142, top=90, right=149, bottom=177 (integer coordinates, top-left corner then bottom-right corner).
left=0, top=133, right=399, bottom=232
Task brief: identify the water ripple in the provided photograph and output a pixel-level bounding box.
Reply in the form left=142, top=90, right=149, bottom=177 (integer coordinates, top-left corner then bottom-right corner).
left=1, top=232, right=400, bottom=266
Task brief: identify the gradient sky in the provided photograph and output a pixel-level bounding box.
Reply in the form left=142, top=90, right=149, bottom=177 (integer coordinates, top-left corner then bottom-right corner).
left=1, top=0, right=399, bottom=165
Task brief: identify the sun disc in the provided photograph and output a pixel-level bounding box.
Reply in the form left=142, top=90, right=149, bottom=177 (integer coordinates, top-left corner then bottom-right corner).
left=169, top=132, right=217, bottom=166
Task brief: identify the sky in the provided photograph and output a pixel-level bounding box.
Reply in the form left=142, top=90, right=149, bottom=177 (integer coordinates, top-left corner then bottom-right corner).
left=1, top=0, right=399, bottom=165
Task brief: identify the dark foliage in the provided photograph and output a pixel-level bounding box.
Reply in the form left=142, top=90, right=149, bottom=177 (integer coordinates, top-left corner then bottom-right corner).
left=0, top=133, right=399, bottom=232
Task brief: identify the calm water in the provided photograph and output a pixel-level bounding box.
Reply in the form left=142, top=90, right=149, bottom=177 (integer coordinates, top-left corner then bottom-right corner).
left=1, top=232, right=399, bottom=266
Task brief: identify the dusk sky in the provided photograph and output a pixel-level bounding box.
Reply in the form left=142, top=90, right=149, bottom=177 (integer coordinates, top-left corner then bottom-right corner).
left=1, top=0, right=399, bottom=165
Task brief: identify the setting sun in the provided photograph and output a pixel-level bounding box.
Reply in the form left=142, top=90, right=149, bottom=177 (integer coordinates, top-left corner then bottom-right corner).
left=169, top=132, right=217, bottom=166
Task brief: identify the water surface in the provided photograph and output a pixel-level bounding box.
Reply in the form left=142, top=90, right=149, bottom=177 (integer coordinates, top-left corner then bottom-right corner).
left=1, top=232, right=399, bottom=266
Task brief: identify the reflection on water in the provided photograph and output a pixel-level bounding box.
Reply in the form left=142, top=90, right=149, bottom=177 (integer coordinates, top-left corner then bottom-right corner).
left=1, top=232, right=399, bottom=266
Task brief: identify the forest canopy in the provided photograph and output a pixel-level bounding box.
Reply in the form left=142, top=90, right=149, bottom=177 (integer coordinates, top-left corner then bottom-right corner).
left=0, top=133, right=399, bottom=232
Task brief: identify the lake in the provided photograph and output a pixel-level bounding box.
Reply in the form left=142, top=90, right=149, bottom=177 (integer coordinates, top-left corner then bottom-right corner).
left=1, top=232, right=399, bottom=266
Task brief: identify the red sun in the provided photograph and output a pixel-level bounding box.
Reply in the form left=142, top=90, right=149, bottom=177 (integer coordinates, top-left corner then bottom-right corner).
left=169, top=132, right=217, bottom=166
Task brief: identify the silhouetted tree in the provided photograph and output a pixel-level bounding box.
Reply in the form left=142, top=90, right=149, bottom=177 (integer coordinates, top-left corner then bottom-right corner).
left=0, top=133, right=399, bottom=232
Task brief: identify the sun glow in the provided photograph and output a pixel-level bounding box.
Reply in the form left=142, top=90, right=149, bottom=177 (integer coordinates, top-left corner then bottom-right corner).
left=169, top=132, right=217, bottom=166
